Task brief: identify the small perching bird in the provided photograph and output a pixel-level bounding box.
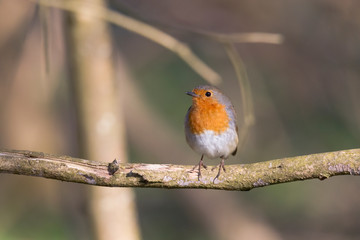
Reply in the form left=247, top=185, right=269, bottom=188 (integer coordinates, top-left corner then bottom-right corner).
left=185, top=85, right=238, bottom=182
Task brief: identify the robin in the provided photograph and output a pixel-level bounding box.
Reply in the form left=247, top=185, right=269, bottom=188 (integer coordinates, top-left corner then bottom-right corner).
left=185, top=85, right=238, bottom=182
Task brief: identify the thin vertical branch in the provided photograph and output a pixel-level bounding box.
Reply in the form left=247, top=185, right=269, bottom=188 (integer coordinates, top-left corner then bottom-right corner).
left=224, top=43, right=255, bottom=150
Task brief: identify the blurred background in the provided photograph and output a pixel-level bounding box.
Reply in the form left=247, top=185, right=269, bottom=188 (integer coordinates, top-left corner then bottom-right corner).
left=1, top=0, right=360, bottom=239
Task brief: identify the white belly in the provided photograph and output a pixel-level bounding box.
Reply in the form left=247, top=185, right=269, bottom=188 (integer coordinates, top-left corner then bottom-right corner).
left=185, top=128, right=238, bottom=159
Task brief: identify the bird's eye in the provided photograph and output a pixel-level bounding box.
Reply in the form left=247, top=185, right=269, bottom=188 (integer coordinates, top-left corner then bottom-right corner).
left=205, top=91, right=211, bottom=97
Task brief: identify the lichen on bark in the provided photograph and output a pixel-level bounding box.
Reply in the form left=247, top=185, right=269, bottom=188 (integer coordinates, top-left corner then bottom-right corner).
left=1, top=148, right=360, bottom=191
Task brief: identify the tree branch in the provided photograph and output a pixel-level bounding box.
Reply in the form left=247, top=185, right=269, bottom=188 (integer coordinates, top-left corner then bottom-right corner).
left=35, top=0, right=222, bottom=85
left=1, top=149, right=360, bottom=191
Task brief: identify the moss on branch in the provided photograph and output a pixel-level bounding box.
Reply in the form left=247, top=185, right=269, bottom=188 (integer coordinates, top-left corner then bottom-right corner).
left=1, top=149, right=360, bottom=191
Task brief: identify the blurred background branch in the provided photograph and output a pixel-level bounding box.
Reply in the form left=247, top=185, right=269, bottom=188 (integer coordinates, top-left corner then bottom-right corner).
left=223, top=43, right=255, bottom=151
left=64, top=0, right=140, bottom=239
left=36, top=0, right=222, bottom=85
left=1, top=148, right=360, bottom=190
left=36, top=0, right=284, bottom=86
left=62, top=0, right=140, bottom=240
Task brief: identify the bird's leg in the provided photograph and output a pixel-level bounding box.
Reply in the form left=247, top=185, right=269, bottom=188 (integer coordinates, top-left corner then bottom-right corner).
left=212, top=158, right=225, bottom=183
left=221, top=159, right=226, bottom=172
left=192, top=155, right=207, bottom=180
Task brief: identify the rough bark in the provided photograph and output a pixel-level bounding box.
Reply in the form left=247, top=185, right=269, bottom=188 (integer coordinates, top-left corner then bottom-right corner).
left=1, top=148, right=359, bottom=191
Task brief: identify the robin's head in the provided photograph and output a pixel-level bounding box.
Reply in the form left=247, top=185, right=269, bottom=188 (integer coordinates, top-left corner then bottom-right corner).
left=186, top=85, right=230, bottom=107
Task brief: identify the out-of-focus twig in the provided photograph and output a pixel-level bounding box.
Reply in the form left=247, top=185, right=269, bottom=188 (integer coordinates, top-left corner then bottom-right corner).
left=113, top=1, right=284, bottom=45
left=1, top=149, right=360, bottom=191
left=39, top=4, right=50, bottom=77
left=35, top=0, right=221, bottom=85
left=199, top=31, right=284, bottom=44
left=161, top=22, right=284, bottom=45
left=223, top=43, right=255, bottom=151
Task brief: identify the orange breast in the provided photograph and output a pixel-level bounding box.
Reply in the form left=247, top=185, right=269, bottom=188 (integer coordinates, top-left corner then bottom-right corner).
left=188, top=99, right=229, bottom=134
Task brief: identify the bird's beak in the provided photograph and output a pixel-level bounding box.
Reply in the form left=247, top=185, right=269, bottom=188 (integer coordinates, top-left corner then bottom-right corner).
left=186, top=91, right=199, bottom=98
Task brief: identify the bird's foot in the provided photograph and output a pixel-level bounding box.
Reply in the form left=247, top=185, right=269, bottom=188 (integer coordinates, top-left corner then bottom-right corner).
left=212, top=158, right=226, bottom=183
left=191, top=157, right=207, bottom=180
